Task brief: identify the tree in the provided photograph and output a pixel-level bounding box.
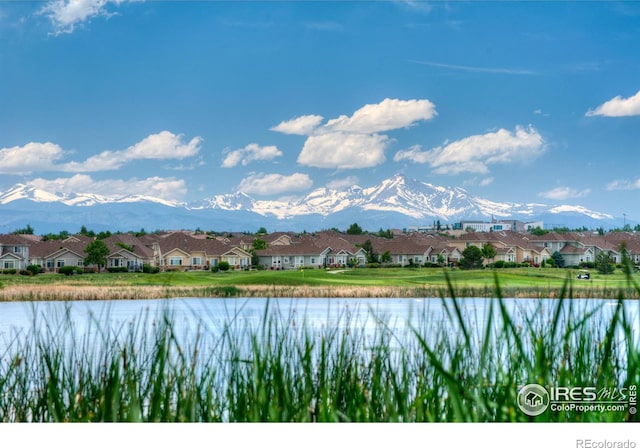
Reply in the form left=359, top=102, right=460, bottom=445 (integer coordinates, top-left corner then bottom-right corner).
left=97, top=230, right=112, bottom=240
left=79, top=225, right=95, bottom=237
left=459, top=245, right=484, bottom=270
left=530, top=227, right=549, bottom=236
left=252, top=237, right=268, bottom=251
left=250, top=237, right=267, bottom=268
left=551, top=251, right=565, bottom=268
left=84, top=240, right=110, bottom=272
left=256, top=227, right=268, bottom=235
left=595, top=251, right=615, bottom=275
left=481, top=243, right=497, bottom=262
left=13, top=224, right=34, bottom=235
left=376, top=228, right=394, bottom=239
left=346, top=222, right=363, bottom=235
left=380, top=251, right=392, bottom=264
left=360, top=239, right=377, bottom=263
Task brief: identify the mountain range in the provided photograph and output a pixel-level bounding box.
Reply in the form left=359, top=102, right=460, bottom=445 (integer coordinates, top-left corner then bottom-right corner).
left=0, top=174, right=623, bottom=234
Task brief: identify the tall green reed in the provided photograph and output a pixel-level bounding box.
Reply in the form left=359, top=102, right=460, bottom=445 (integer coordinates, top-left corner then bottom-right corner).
left=0, top=261, right=638, bottom=422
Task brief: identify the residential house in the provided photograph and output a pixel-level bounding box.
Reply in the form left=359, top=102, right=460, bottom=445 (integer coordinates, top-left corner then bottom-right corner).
left=453, top=231, right=551, bottom=266
left=145, top=232, right=251, bottom=270
left=0, top=234, right=30, bottom=270
left=102, top=234, right=155, bottom=271
left=27, top=235, right=92, bottom=272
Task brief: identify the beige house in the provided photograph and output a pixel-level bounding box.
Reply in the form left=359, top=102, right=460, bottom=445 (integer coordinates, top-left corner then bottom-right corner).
left=452, top=231, right=551, bottom=266
left=28, top=237, right=91, bottom=272
left=143, top=232, right=251, bottom=270
left=0, top=235, right=30, bottom=270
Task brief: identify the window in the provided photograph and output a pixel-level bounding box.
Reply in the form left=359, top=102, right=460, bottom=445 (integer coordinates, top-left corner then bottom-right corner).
left=3, top=261, right=15, bottom=269
left=13, top=246, right=21, bottom=253
left=57, top=260, right=65, bottom=268
left=169, top=257, right=182, bottom=266
left=77, top=260, right=84, bottom=267
left=47, top=259, right=54, bottom=269
left=192, top=257, right=203, bottom=266
left=227, top=257, right=236, bottom=265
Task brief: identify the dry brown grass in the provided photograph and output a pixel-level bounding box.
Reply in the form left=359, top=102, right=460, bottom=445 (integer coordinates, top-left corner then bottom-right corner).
left=0, top=284, right=426, bottom=301
left=1, top=283, right=634, bottom=301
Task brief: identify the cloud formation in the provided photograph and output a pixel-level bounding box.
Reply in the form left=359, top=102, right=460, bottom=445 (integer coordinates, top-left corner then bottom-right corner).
left=62, top=131, right=202, bottom=172
left=394, top=125, right=545, bottom=175
left=325, top=176, right=360, bottom=190
left=273, top=98, right=437, bottom=170
left=39, top=0, right=134, bottom=34
left=237, top=172, right=313, bottom=196
left=410, top=60, right=537, bottom=76
left=0, top=142, right=65, bottom=174
left=221, top=143, right=282, bottom=168
left=27, top=174, right=187, bottom=201
left=270, top=115, right=324, bottom=135
left=323, top=98, right=437, bottom=134
left=298, top=133, right=389, bottom=169
left=539, top=186, right=591, bottom=200
left=606, top=178, right=640, bottom=191
left=1, top=131, right=202, bottom=175
left=586, top=90, right=640, bottom=117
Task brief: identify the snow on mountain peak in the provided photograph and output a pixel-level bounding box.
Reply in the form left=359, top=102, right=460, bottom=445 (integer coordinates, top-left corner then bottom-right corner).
left=0, top=175, right=617, bottom=225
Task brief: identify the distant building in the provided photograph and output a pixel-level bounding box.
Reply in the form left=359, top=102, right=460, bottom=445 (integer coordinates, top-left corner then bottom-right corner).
left=455, top=219, right=544, bottom=233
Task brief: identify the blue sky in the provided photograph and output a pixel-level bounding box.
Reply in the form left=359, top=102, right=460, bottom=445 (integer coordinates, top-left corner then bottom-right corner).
left=1, top=1, right=639, bottom=219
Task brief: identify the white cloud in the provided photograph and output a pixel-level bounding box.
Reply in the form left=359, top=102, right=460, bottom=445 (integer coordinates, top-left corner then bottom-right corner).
left=221, top=143, right=282, bottom=168
left=533, top=109, right=550, bottom=117
left=0, top=142, right=65, bottom=174
left=273, top=98, right=437, bottom=170
left=586, top=90, right=640, bottom=117
left=539, top=186, right=591, bottom=201
left=462, top=176, right=495, bottom=187
left=323, top=98, right=437, bottom=134
left=237, top=172, right=313, bottom=196
left=410, top=60, right=537, bottom=76
left=606, top=179, right=640, bottom=191
left=39, top=0, right=134, bottom=35
left=270, top=115, right=324, bottom=135
left=62, top=131, right=202, bottom=172
left=27, top=174, right=187, bottom=201
left=298, top=132, right=389, bottom=169
left=393, top=144, right=429, bottom=164
left=394, top=125, right=545, bottom=175
left=326, top=176, right=360, bottom=190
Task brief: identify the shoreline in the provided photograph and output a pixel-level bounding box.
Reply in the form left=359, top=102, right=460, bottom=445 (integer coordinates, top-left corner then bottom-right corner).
left=1, top=283, right=638, bottom=301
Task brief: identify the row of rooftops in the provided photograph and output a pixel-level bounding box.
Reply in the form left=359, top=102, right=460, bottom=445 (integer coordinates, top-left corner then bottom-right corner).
left=2, top=229, right=640, bottom=266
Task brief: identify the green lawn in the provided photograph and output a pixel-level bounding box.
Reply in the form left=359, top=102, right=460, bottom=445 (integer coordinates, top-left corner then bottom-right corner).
left=1, top=267, right=638, bottom=297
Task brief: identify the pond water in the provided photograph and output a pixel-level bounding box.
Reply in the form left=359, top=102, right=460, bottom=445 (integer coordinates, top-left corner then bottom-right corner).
left=0, top=296, right=638, bottom=355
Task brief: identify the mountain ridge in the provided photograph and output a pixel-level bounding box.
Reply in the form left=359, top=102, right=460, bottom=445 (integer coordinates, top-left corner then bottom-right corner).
left=0, top=174, right=620, bottom=233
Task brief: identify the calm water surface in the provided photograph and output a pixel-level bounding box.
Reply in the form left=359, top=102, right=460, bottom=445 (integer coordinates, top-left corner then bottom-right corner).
left=1, top=297, right=637, bottom=354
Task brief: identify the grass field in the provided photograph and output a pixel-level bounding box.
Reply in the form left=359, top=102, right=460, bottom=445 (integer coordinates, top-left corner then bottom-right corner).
left=0, top=268, right=640, bottom=301
left=1, top=266, right=639, bottom=300
left=0, top=272, right=638, bottom=422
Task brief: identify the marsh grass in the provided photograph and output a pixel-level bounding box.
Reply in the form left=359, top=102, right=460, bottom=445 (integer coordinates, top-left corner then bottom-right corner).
left=0, top=264, right=638, bottom=422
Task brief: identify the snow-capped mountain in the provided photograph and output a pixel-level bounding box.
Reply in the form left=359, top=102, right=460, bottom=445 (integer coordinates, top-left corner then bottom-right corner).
left=0, top=175, right=620, bottom=233
left=197, top=174, right=613, bottom=222
left=0, top=184, right=183, bottom=208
